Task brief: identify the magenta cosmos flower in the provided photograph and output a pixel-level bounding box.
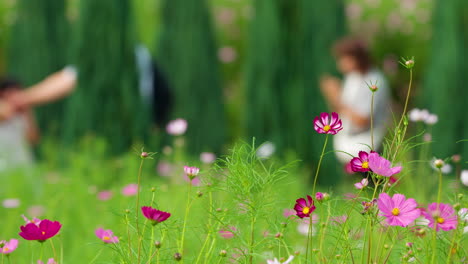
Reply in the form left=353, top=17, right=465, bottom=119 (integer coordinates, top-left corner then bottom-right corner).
left=377, top=193, right=420, bottom=227
left=0, top=239, right=18, bottom=254
left=313, top=112, right=343, bottom=135
left=19, top=219, right=61, bottom=242
left=141, top=206, right=171, bottom=225
left=95, top=228, right=119, bottom=243
left=294, top=195, right=316, bottom=218
left=368, top=152, right=402, bottom=177
left=350, top=151, right=374, bottom=172
left=421, top=203, right=458, bottom=231
left=184, top=166, right=200, bottom=180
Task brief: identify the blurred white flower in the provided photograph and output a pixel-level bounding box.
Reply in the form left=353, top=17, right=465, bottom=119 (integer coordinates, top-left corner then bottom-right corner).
left=256, top=142, right=276, bottom=159
left=267, top=256, right=294, bottom=264
left=430, top=158, right=452, bottom=174
left=346, top=3, right=362, bottom=20
left=218, top=46, right=237, bottom=64
left=408, top=108, right=429, bottom=122
left=425, top=114, right=438, bottom=125
left=2, top=198, right=20, bottom=208
left=166, top=118, right=187, bottom=136
left=461, top=170, right=468, bottom=187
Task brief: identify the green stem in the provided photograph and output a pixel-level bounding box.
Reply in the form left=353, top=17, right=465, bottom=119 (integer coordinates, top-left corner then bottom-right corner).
left=147, top=227, right=155, bottom=264
left=305, top=214, right=313, bottom=263
left=370, top=92, right=375, bottom=150
left=50, top=238, right=57, bottom=261
left=136, top=158, right=145, bottom=263
left=431, top=168, right=443, bottom=264
left=312, top=135, right=329, bottom=195
left=249, top=216, right=257, bottom=264
left=179, top=183, right=192, bottom=259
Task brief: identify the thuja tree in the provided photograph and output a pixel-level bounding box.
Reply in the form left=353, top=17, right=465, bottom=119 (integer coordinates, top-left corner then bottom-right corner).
left=157, top=0, right=225, bottom=153
left=245, top=0, right=345, bottom=185
left=64, top=0, right=148, bottom=153
left=422, top=0, right=468, bottom=159
left=8, top=0, right=68, bottom=133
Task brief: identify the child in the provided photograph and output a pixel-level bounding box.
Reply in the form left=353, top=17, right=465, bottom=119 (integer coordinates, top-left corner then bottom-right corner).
left=0, top=78, right=39, bottom=170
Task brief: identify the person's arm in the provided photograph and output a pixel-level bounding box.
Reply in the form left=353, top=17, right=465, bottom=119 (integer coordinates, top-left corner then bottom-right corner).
left=22, top=109, right=40, bottom=144
left=6, top=67, right=77, bottom=110
left=320, top=75, right=370, bottom=129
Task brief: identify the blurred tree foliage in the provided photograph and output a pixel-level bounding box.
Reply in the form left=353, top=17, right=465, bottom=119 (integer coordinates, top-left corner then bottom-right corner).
left=7, top=0, right=68, bottom=133
left=64, top=0, right=148, bottom=153
left=157, top=0, right=225, bottom=153
left=423, top=0, right=468, bottom=159
left=245, top=0, right=345, bottom=185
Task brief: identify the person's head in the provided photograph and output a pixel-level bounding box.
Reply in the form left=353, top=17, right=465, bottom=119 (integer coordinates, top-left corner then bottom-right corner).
left=333, top=37, right=372, bottom=74
left=0, top=77, right=22, bottom=98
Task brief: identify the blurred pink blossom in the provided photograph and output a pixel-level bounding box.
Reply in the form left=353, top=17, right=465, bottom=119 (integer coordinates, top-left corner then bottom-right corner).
left=121, top=184, right=138, bottom=196
left=216, top=8, right=235, bottom=25
left=27, top=206, right=45, bottom=217
left=97, top=191, right=113, bottom=201
left=157, top=161, right=173, bottom=177
left=346, top=3, right=362, bottom=20
left=218, top=46, right=237, bottom=64
left=166, top=119, right=187, bottom=136
left=2, top=198, right=20, bottom=208
left=219, top=226, right=237, bottom=239
left=200, top=152, right=216, bottom=164
left=183, top=174, right=201, bottom=186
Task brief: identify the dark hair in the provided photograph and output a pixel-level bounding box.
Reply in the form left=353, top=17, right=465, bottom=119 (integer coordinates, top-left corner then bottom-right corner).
left=333, top=37, right=372, bottom=73
left=0, top=77, right=22, bottom=92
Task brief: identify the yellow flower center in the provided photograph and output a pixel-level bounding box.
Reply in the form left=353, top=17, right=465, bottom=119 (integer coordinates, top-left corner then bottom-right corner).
left=3, top=247, right=9, bottom=252
left=362, top=162, right=369, bottom=169
left=103, top=236, right=110, bottom=241
left=42, top=231, right=46, bottom=235
left=323, top=125, right=331, bottom=132
left=436, top=217, right=445, bottom=224
left=302, top=207, right=310, bottom=215
left=391, top=208, right=400, bottom=216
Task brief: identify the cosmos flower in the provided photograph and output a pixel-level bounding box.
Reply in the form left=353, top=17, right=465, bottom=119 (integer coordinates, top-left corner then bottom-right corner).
left=37, top=259, right=57, bottom=264
left=200, top=152, right=216, bottom=164
left=141, top=206, right=171, bottom=225
left=184, top=166, right=200, bottom=180
left=421, top=203, right=458, bottom=231
left=2, top=198, right=20, bottom=208
left=166, top=118, right=187, bottom=136
left=0, top=239, right=18, bottom=254
left=461, top=170, right=468, bottom=187
left=97, top=191, right=113, bottom=201
left=368, top=152, right=402, bottom=177
left=350, top=151, right=373, bottom=172
left=313, top=112, right=343, bottom=135
left=19, top=219, right=61, bottom=242
left=219, top=226, right=237, bottom=239
left=294, top=195, right=316, bottom=218
left=377, top=193, right=420, bottom=227
left=95, top=228, right=119, bottom=243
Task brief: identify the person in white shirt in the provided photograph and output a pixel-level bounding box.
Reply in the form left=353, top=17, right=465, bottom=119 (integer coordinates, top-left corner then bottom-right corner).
left=320, top=37, right=390, bottom=164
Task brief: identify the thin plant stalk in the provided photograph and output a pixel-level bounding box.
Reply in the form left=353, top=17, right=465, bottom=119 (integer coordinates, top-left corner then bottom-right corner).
left=50, top=238, right=57, bottom=261
left=179, top=182, right=193, bottom=259
left=431, top=168, right=443, bottom=264
left=305, top=214, right=313, bottom=263
left=312, top=134, right=329, bottom=195
left=136, top=158, right=145, bottom=263
left=249, top=215, right=257, bottom=264
left=370, top=92, right=375, bottom=150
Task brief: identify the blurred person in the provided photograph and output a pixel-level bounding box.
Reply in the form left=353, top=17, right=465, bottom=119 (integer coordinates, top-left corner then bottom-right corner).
left=0, top=78, right=40, bottom=169
left=320, top=37, right=390, bottom=164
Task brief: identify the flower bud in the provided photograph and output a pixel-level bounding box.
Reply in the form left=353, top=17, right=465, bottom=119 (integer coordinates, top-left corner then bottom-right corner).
left=197, top=191, right=203, bottom=197
left=453, top=203, right=461, bottom=210
left=405, top=59, right=415, bottom=68
left=151, top=187, right=156, bottom=192
left=452, top=154, right=461, bottom=163
left=434, top=159, right=445, bottom=169
left=294, top=251, right=300, bottom=256
left=458, top=193, right=464, bottom=200
left=125, top=209, right=130, bottom=214
left=155, top=241, right=161, bottom=248
left=174, top=253, right=182, bottom=261
left=216, top=208, right=223, bottom=212
left=219, top=250, right=227, bottom=257
left=141, top=152, right=149, bottom=158
left=369, top=84, right=378, bottom=92
left=275, top=232, right=283, bottom=239
left=384, top=244, right=389, bottom=249
left=281, top=222, right=287, bottom=228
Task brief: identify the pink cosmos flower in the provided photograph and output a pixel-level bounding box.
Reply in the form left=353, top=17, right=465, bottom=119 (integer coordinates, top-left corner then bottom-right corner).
left=421, top=203, right=458, bottom=231
left=19, top=219, right=62, bottom=242
left=313, top=112, right=343, bottom=135
left=350, top=151, right=373, bottom=172
left=157, top=161, right=173, bottom=177
left=294, top=195, right=316, bottom=218
left=141, top=206, right=171, bottom=225
left=283, top=209, right=296, bottom=218
left=37, top=259, right=57, bottom=264
left=219, top=226, right=237, bottom=239
left=121, top=184, right=138, bottom=196
left=184, top=166, right=200, bottom=180
left=95, top=228, right=119, bottom=243
left=368, top=152, right=402, bottom=177
left=377, top=193, right=420, bottom=227
left=27, top=206, right=45, bottom=217
left=97, top=191, right=113, bottom=201
left=315, top=192, right=324, bottom=201
left=166, top=118, right=187, bottom=136
left=354, top=178, right=369, bottom=189
left=0, top=239, right=18, bottom=254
